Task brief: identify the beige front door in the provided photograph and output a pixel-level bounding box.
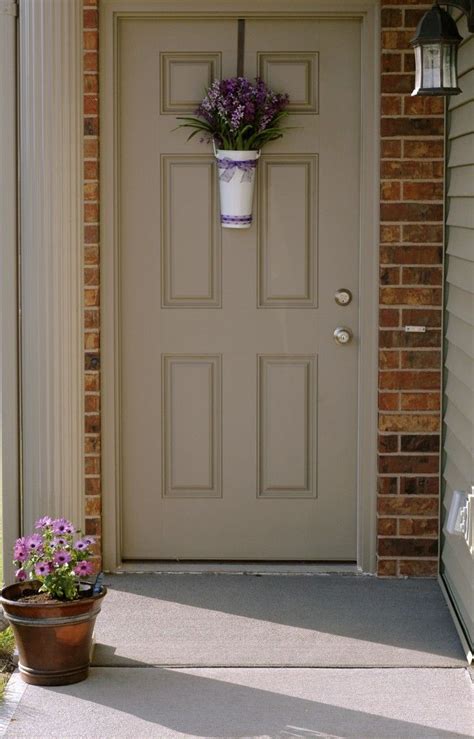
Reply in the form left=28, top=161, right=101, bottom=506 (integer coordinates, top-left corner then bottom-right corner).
left=118, top=14, right=361, bottom=560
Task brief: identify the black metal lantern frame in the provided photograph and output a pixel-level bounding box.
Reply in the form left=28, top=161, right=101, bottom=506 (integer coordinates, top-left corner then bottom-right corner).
left=411, top=1, right=474, bottom=96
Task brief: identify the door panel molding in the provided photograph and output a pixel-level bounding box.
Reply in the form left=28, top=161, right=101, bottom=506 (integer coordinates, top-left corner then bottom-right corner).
left=100, top=0, right=379, bottom=571
left=257, top=354, right=317, bottom=498
left=161, top=155, right=221, bottom=307
left=257, top=52, right=319, bottom=114
left=258, top=155, right=318, bottom=308
left=162, top=354, right=222, bottom=498
left=160, top=52, right=222, bottom=114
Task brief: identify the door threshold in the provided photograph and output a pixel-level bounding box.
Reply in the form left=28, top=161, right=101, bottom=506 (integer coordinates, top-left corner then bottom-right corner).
left=112, top=561, right=361, bottom=575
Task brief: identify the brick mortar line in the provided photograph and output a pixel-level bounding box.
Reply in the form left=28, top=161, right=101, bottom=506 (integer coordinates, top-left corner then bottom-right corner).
left=378, top=476, right=439, bottom=480
left=380, top=201, right=444, bottom=205
left=378, top=364, right=441, bottom=366
left=380, top=265, right=442, bottom=268
left=379, top=221, right=444, bottom=225
left=379, top=515, right=440, bottom=518
left=383, top=161, right=443, bottom=165
left=380, top=108, right=444, bottom=114
left=379, top=516, right=440, bottom=519
left=378, top=415, right=440, bottom=418
left=378, top=535, right=439, bottom=539
left=379, top=492, right=433, bottom=498
left=378, top=557, right=438, bottom=560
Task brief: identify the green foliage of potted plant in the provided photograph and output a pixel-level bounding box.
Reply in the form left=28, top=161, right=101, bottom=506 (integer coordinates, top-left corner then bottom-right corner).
left=0, top=517, right=106, bottom=686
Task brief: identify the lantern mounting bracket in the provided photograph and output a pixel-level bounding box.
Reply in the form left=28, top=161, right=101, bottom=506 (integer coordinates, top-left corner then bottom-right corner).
left=439, top=0, right=474, bottom=31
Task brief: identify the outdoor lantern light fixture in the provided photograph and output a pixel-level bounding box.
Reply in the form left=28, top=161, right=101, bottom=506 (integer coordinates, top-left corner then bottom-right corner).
left=411, top=0, right=474, bottom=96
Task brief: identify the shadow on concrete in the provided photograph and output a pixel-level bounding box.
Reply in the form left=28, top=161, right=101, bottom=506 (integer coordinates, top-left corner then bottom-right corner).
left=12, top=664, right=472, bottom=739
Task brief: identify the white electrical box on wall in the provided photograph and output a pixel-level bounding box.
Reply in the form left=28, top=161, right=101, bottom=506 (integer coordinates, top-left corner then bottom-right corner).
left=446, top=488, right=474, bottom=556
left=446, top=490, right=468, bottom=535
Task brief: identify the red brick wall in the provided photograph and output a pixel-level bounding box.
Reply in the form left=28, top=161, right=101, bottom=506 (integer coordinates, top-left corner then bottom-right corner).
left=83, top=0, right=101, bottom=563
left=83, top=1, right=445, bottom=574
left=378, top=1, right=444, bottom=576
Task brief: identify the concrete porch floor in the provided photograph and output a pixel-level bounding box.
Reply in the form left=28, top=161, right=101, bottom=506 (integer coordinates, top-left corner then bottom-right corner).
left=1, top=574, right=473, bottom=738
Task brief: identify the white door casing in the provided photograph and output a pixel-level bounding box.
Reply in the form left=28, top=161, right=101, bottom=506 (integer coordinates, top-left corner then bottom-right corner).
left=102, top=3, right=376, bottom=569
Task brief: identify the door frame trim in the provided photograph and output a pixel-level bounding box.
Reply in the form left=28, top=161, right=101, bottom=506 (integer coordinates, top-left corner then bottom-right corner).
left=100, top=0, right=380, bottom=572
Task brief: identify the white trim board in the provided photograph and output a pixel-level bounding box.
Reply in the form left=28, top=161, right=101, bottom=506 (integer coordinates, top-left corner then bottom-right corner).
left=18, top=0, right=85, bottom=535
left=0, top=0, right=20, bottom=584
left=100, top=0, right=380, bottom=572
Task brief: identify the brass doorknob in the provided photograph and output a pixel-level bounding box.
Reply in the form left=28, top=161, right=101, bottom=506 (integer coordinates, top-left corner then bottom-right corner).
left=333, top=327, right=353, bottom=345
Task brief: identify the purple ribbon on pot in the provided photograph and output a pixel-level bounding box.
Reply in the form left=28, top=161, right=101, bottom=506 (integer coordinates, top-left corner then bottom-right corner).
left=217, top=157, right=258, bottom=183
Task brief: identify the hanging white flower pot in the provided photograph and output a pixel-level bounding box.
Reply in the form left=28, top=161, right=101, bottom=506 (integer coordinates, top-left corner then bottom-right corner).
left=214, top=148, right=260, bottom=229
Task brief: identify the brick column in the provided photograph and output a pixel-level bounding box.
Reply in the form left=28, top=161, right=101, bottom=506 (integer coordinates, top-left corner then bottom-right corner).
left=83, top=0, right=102, bottom=561
left=378, top=1, right=445, bottom=576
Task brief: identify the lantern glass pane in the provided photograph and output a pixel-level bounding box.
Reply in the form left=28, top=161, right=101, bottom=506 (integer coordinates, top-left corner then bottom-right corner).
left=414, top=46, right=422, bottom=92
left=422, top=44, right=441, bottom=89
left=442, top=44, right=457, bottom=88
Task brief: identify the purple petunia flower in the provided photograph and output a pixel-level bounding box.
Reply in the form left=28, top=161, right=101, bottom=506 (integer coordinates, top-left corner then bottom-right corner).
left=14, top=551, right=27, bottom=563
left=83, top=536, right=95, bottom=546
left=35, top=561, right=52, bottom=577
left=74, top=539, right=90, bottom=552
left=52, top=518, right=75, bottom=535
left=14, top=537, right=28, bottom=563
left=53, top=550, right=72, bottom=566
left=52, top=536, right=68, bottom=547
left=35, top=516, right=53, bottom=530
left=74, top=561, right=94, bottom=577
left=15, top=568, right=27, bottom=582
left=25, top=534, right=44, bottom=553
left=14, top=547, right=27, bottom=563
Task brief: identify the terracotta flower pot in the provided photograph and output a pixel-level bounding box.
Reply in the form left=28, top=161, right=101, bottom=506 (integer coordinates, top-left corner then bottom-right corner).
left=0, top=580, right=106, bottom=686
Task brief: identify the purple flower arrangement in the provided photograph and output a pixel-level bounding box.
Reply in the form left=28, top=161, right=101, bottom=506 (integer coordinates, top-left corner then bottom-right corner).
left=176, top=77, right=290, bottom=150
left=13, top=517, right=96, bottom=600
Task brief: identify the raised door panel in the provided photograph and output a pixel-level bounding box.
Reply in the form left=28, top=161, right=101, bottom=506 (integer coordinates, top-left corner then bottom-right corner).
left=257, top=52, right=319, bottom=114
left=258, top=355, right=317, bottom=497
left=258, top=155, right=318, bottom=307
left=161, top=155, right=221, bottom=307
left=160, top=52, right=221, bottom=114
left=162, top=355, right=222, bottom=498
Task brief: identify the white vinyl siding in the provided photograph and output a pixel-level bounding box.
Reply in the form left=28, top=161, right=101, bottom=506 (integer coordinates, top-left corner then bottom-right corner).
left=441, top=12, right=474, bottom=651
